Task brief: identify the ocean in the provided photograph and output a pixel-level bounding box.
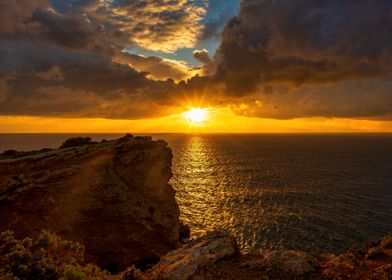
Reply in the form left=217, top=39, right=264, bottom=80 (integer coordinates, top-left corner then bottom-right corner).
left=1, top=133, right=391, bottom=254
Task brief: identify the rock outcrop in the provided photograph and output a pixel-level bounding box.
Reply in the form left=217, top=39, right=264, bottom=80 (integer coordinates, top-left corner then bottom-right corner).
left=146, top=231, right=238, bottom=280
left=0, top=134, right=180, bottom=271
left=192, top=234, right=392, bottom=280
left=261, top=250, right=320, bottom=278
left=322, top=234, right=392, bottom=280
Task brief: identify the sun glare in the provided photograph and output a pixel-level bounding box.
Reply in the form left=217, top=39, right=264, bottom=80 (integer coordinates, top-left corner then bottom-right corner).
left=183, top=108, right=208, bottom=124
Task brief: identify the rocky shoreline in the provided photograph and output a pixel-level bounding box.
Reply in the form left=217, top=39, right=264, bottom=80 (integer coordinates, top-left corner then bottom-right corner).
left=0, top=134, right=391, bottom=279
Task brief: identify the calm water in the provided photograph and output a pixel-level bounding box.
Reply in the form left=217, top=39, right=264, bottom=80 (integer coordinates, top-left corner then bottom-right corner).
left=1, top=133, right=392, bottom=253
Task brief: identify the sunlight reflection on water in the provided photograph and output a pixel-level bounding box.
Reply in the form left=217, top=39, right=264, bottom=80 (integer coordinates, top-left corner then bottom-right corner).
left=173, top=136, right=228, bottom=234
left=170, top=134, right=392, bottom=254
left=173, top=135, right=288, bottom=252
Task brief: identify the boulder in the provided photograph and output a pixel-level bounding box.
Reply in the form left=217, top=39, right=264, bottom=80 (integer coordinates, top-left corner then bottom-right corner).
left=381, top=235, right=392, bottom=249
left=366, top=247, right=386, bottom=260
left=0, top=135, right=180, bottom=271
left=325, top=252, right=361, bottom=270
left=262, top=250, right=320, bottom=277
left=147, top=231, right=238, bottom=280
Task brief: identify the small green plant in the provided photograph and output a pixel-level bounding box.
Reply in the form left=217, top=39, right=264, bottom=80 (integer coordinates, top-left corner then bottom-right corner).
left=0, top=230, right=84, bottom=279
left=0, top=230, right=117, bottom=280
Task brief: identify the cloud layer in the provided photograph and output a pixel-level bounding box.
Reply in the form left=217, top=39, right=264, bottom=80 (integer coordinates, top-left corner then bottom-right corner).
left=0, top=0, right=200, bottom=118
left=208, top=0, right=392, bottom=119
left=214, top=0, right=392, bottom=91
left=0, top=0, right=392, bottom=120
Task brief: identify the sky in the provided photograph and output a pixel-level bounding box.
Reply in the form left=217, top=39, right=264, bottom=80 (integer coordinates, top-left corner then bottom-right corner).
left=0, top=0, right=392, bottom=133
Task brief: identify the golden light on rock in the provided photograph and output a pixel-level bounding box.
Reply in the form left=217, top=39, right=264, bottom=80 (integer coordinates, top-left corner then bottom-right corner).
left=183, top=108, right=208, bottom=124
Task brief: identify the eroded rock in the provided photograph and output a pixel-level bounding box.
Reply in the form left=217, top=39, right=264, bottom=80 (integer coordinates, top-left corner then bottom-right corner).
left=0, top=135, right=180, bottom=271
left=262, top=250, right=320, bottom=278
left=147, top=231, right=238, bottom=280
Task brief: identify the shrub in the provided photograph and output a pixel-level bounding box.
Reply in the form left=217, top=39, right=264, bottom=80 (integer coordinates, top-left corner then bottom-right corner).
left=0, top=231, right=117, bottom=280
left=59, top=137, right=92, bottom=149
left=0, top=230, right=85, bottom=279
left=2, top=150, right=18, bottom=157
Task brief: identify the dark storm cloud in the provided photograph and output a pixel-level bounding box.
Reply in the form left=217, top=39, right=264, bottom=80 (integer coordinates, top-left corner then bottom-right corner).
left=0, top=0, right=208, bottom=53
left=1, top=0, right=392, bottom=120
left=50, top=0, right=102, bottom=13
left=0, top=0, right=192, bottom=118
left=228, top=80, right=392, bottom=120
left=213, top=0, right=392, bottom=95
left=0, top=0, right=119, bottom=53
left=30, top=8, right=100, bottom=49
left=0, top=39, right=179, bottom=118
left=0, top=0, right=48, bottom=34
left=187, top=0, right=392, bottom=119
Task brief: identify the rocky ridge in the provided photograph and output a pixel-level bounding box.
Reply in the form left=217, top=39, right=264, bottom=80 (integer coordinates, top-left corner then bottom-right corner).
left=0, top=134, right=181, bottom=271
left=0, top=134, right=391, bottom=279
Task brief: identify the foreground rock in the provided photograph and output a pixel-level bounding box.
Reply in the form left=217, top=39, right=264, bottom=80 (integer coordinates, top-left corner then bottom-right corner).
left=146, top=231, right=238, bottom=280
left=322, top=234, right=392, bottom=280
left=262, top=250, right=320, bottom=278
left=193, top=234, right=392, bottom=280
left=2, top=228, right=391, bottom=280
left=0, top=134, right=180, bottom=271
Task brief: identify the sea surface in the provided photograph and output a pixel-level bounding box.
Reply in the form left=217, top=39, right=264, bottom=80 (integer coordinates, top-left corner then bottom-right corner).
left=1, top=133, right=392, bottom=254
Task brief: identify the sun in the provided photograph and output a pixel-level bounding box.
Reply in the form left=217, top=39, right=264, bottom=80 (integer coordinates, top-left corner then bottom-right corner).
left=183, top=108, right=208, bottom=124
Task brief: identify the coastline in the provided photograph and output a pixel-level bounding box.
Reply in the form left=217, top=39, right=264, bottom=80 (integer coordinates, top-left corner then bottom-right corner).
left=0, top=134, right=391, bottom=280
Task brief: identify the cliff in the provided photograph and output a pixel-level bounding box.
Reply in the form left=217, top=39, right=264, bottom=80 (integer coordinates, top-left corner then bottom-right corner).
left=1, top=135, right=391, bottom=280
left=0, top=134, right=181, bottom=271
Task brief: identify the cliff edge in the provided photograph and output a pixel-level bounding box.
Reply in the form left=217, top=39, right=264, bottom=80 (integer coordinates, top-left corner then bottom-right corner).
left=0, top=134, right=180, bottom=271
left=1, top=135, right=391, bottom=280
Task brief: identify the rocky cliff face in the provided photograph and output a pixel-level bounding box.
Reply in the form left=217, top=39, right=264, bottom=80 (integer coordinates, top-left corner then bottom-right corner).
left=0, top=135, right=180, bottom=271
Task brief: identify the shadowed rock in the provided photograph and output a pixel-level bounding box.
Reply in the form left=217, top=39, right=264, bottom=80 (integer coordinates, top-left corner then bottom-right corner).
left=0, top=135, right=180, bottom=271
left=146, top=231, right=238, bottom=280
left=262, top=250, right=321, bottom=278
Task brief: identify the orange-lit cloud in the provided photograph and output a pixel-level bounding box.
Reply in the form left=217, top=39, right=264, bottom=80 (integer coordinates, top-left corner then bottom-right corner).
left=1, top=110, right=392, bottom=133
left=114, top=52, right=198, bottom=82
left=0, top=0, right=392, bottom=131
left=107, top=0, right=208, bottom=53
